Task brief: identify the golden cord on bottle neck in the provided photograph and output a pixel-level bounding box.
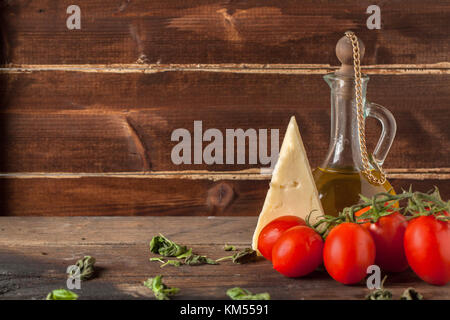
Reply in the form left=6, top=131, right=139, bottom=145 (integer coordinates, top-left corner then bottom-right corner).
left=344, top=31, right=387, bottom=185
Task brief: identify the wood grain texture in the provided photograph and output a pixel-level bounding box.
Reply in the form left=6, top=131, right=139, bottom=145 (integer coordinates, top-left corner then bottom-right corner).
left=0, top=71, right=448, bottom=172
left=0, top=177, right=447, bottom=216
left=0, top=217, right=448, bottom=299
left=3, top=63, right=450, bottom=75
left=1, top=0, right=449, bottom=65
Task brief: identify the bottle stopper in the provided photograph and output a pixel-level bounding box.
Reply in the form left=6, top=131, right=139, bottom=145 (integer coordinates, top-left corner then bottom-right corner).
left=335, top=31, right=365, bottom=77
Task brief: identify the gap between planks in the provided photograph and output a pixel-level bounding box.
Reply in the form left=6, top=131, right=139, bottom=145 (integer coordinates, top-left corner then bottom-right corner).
left=0, top=63, right=449, bottom=75
left=0, top=168, right=448, bottom=180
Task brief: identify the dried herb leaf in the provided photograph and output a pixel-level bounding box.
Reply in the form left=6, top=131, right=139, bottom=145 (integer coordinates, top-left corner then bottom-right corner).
left=143, top=275, right=179, bottom=300
left=365, top=289, right=392, bottom=300
left=365, top=275, right=392, bottom=300
left=46, top=289, right=79, bottom=300
left=227, top=287, right=270, bottom=300
left=161, top=260, right=182, bottom=268
left=184, top=254, right=218, bottom=266
left=69, top=256, right=96, bottom=281
left=232, top=248, right=257, bottom=264
left=149, top=235, right=219, bottom=267
left=150, top=246, right=217, bottom=267
left=175, top=248, right=193, bottom=259
left=224, top=244, right=237, bottom=251
left=217, top=248, right=257, bottom=264
left=150, top=257, right=182, bottom=268
left=400, top=288, right=423, bottom=300
left=150, top=234, right=188, bottom=257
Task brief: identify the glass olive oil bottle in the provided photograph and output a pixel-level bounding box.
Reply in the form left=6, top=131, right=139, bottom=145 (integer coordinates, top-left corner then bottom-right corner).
left=313, top=34, right=397, bottom=216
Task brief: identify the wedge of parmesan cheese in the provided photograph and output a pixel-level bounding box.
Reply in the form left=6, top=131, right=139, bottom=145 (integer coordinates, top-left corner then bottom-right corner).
left=252, top=116, right=324, bottom=252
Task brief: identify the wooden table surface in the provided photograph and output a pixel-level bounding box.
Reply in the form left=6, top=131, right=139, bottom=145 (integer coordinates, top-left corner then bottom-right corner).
left=0, top=217, right=448, bottom=300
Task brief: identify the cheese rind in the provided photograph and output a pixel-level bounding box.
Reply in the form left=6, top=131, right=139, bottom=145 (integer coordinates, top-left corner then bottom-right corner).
left=251, top=116, right=324, bottom=252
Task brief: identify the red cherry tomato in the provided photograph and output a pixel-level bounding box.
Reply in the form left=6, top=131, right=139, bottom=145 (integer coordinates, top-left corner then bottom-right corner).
left=272, top=226, right=324, bottom=278
left=404, top=215, right=450, bottom=285
left=258, top=216, right=306, bottom=261
left=356, top=209, right=409, bottom=273
left=323, top=222, right=376, bottom=285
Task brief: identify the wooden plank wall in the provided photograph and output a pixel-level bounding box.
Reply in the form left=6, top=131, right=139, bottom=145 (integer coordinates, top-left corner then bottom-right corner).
left=0, top=0, right=449, bottom=216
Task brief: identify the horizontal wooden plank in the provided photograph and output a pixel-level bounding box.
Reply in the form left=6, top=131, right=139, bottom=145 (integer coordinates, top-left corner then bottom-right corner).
left=0, top=216, right=255, bottom=245
left=2, top=246, right=445, bottom=300
left=2, top=64, right=450, bottom=75
left=2, top=64, right=450, bottom=76
left=1, top=217, right=448, bottom=299
left=1, top=0, right=449, bottom=65
left=1, top=169, right=449, bottom=180
left=0, top=71, right=448, bottom=171
left=0, top=177, right=447, bottom=216
left=0, top=113, right=144, bottom=172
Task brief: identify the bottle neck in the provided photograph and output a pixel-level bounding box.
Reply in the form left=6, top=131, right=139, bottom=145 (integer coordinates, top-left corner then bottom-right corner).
left=321, top=74, right=369, bottom=171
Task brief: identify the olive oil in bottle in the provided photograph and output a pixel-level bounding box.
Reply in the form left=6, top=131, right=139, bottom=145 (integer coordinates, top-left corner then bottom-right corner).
left=313, top=167, right=395, bottom=217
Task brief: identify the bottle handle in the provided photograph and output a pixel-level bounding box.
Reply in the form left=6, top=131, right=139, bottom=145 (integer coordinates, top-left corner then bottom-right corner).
left=366, top=102, right=397, bottom=166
